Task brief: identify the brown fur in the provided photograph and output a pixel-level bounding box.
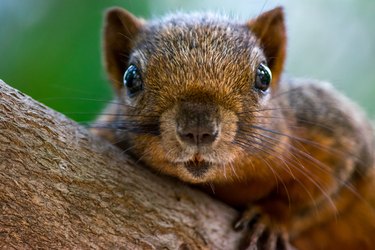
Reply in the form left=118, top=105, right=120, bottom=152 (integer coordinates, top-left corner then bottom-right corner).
left=93, top=6, right=375, bottom=249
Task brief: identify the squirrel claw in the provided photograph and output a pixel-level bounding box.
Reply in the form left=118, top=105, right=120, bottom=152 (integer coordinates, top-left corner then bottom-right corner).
left=234, top=208, right=296, bottom=250
left=238, top=226, right=295, bottom=250
left=234, top=207, right=261, bottom=231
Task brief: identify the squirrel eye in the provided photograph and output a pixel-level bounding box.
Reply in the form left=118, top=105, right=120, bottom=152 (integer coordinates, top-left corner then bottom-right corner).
left=123, top=64, right=143, bottom=96
left=255, top=63, right=272, bottom=92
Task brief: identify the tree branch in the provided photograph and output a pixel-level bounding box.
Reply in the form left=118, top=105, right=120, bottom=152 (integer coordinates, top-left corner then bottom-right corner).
left=0, top=80, right=241, bottom=249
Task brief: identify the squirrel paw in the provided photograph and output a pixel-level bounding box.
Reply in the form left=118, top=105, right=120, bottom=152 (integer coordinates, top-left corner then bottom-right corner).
left=233, top=207, right=296, bottom=250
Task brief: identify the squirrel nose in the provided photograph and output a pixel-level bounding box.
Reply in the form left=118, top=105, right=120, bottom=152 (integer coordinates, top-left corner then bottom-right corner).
left=176, top=101, right=219, bottom=146
left=177, top=124, right=219, bottom=146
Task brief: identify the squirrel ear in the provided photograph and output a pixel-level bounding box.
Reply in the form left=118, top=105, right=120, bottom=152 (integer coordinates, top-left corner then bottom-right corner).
left=247, top=7, right=286, bottom=86
left=103, top=7, right=144, bottom=90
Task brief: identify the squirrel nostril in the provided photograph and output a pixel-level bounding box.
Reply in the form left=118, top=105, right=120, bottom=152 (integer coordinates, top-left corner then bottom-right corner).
left=178, top=128, right=218, bottom=146
left=201, top=133, right=211, bottom=140
left=200, top=132, right=217, bottom=144
left=179, top=132, right=196, bottom=145
left=186, top=133, right=195, bottom=140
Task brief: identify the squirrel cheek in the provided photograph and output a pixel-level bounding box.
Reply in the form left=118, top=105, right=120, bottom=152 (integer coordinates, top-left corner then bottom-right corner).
left=159, top=107, right=188, bottom=161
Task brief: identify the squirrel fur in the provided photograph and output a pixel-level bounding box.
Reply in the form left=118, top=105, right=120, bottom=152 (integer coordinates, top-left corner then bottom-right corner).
left=91, top=6, right=375, bottom=250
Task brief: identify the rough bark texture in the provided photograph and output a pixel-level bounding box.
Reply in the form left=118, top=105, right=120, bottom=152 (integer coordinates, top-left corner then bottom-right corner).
left=0, top=80, right=241, bottom=249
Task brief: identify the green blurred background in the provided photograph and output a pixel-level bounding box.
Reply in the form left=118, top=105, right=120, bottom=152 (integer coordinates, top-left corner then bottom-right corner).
left=1, top=0, right=374, bottom=123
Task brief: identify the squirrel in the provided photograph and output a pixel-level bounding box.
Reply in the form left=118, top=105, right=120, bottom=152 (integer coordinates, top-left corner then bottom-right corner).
left=91, top=6, right=375, bottom=250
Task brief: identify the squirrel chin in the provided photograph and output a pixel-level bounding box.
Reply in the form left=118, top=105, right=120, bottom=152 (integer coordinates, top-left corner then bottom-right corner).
left=182, top=160, right=211, bottom=180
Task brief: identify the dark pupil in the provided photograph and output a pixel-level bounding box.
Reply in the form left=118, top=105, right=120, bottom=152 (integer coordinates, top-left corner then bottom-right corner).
left=124, top=64, right=143, bottom=96
left=255, top=63, right=272, bottom=92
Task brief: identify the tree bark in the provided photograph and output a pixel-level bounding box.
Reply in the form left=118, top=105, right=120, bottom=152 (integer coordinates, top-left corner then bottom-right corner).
left=0, top=80, right=241, bottom=249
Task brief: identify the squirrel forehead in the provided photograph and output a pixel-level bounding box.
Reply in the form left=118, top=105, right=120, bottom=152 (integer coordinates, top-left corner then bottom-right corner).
left=133, top=13, right=263, bottom=73
left=145, top=12, right=255, bottom=43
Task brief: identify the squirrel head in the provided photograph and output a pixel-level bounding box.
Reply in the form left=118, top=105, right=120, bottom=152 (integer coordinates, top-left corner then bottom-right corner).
left=102, top=7, right=287, bottom=184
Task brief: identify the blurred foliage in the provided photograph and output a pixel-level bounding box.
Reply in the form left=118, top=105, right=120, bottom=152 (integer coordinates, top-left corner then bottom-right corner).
left=1, top=0, right=374, bottom=123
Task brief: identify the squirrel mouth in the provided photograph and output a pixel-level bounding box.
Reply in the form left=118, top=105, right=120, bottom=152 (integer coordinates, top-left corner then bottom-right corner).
left=183, top=154, right=210, bottom=178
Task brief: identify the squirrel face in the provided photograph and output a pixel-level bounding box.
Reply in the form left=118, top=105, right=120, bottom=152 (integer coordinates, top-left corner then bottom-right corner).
left=103, top=7, right=286, bottom=183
